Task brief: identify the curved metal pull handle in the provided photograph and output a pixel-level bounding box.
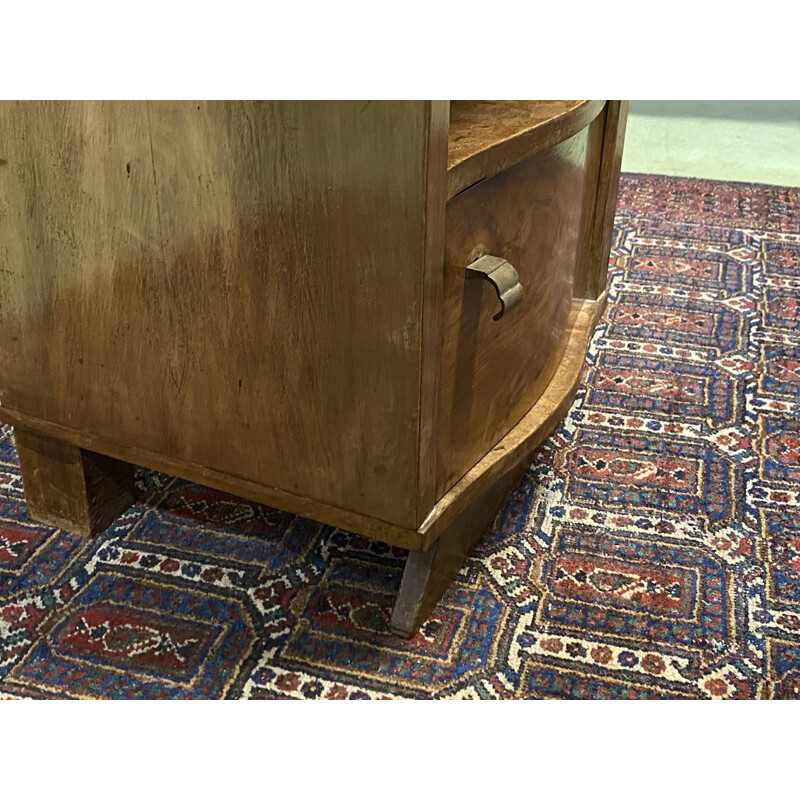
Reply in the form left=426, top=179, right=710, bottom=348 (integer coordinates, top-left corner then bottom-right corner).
left=465, top=255, right=524, bottom=321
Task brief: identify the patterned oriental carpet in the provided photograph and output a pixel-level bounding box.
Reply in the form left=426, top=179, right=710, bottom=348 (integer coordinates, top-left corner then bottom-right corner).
left=1, top=174, right=799, bottom=699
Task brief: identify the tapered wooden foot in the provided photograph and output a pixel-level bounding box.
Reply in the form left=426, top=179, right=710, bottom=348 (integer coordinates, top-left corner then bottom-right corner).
left=389, top=464, right=527, bottom=637
left=14, top=428, right=135, bottom=537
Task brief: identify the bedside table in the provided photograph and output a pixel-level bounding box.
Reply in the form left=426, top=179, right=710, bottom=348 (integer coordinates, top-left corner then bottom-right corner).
left=0, top=100, right=627, bottom=636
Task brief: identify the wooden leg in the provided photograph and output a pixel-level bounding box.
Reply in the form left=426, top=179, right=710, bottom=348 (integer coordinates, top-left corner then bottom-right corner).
left=14, top=427, right=135, bottom=537
left=389, top=464, right=527, bottom=637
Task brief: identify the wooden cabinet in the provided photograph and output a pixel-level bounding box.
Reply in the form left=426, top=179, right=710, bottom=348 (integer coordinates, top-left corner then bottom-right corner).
left=0, top=100, right=627, bottom=636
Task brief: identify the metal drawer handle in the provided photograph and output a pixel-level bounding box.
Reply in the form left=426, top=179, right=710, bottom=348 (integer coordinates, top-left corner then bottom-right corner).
left=465, top=255, right=524, bottom=321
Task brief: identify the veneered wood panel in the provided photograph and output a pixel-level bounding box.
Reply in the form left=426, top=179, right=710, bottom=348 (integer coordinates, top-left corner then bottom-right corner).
left=415, top=100, right=450, bottom=525
left=421, top=295, right=606, bottom=547
left=447, top=100, right=606, bottom=199
left=435, top=124, right=605, bottom=497
left=576, top=100, right=629, bottom=300
left=0, top=101, right=443, bottom=530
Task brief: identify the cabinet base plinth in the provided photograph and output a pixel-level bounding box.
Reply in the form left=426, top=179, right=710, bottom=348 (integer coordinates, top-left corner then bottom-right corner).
left=15, top=428, right=135, bottom=537
left=390, top=465, right=526, bottom=637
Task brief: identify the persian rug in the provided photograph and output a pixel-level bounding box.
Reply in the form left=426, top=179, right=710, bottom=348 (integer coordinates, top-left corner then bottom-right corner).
left=1, top=174, right=799, bottom=699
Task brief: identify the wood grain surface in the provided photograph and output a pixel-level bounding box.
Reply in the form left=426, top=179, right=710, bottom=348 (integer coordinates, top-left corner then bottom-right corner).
left=390, top=461, right=526, bottom=636
left=447, top=100, right=606, bottom=198
left=419, top=295, right=607, bottom=548
left=582, top=101, right=629, bottom=300
left=435, top=122, right=606, bottom=497
left=0, top=407, right=427, bottom=549
left=14, top=427, right=134, bottom=536
left=0, top=101, right=448, bottom=533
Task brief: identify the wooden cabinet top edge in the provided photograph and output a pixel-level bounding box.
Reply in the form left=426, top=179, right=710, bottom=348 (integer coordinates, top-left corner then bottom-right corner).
left=446, top=100, right=607, bottom=199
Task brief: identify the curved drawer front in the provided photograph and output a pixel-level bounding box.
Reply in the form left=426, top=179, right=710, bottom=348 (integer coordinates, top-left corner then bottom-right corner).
left=436, top=121, right=605, bottom=497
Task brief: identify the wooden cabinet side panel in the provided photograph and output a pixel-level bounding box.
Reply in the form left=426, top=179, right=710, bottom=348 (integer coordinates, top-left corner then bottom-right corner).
left=0, top=101, right=438, bottom=530
left=574, top=101, right=629, bottom=300
left=416, top=100, right=450, bottom=525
